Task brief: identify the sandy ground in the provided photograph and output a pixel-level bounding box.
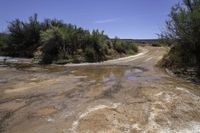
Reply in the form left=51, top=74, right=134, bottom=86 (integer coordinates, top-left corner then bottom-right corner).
left=0, top=46, right=200, bottom=133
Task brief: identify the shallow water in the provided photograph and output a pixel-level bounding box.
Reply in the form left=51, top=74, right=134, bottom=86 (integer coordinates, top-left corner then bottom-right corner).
left=71, top=65, right=160, bottom=82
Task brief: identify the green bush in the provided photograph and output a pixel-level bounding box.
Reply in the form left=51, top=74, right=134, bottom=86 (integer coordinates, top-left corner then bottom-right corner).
left=0, top=14, right=138, bottom=64
left=40, top=27, right=64, bottom=64
left=0, top=33, right=8, bottom=55
left=5, top=14, right=41, bottom=57
left=85, top=47, right=96, bottom=62
left=160, top=0, right=200, bottom=73
left=112, top=38, right=138, bottom=55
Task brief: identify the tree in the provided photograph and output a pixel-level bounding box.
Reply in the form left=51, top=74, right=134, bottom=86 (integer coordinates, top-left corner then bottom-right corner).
left=160, top=0, right=200, bottom=71
left=0, top=14, right=138, bottom=64
left=0, top=33, right=8, bottom=55
left=6, top=14, right=41, bottom=57
left=40, top=27, right=64, bottom=64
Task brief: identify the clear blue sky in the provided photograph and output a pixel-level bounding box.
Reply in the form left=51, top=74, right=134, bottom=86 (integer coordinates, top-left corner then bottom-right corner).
left=0, top=0, right=181, bottom=39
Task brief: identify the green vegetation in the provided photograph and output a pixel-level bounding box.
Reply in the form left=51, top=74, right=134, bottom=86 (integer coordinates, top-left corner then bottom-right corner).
left=120, top=39, right=163, bottom=47
left=0, top=33, right=8, bottom=55
left=112, top=38, right=138, bottom=54
left=160, top=0, right=200, bottom=77
left=0, top=14, right=138, bottom=64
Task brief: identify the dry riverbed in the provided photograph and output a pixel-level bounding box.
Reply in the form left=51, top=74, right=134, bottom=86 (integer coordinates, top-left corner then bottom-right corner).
left=0, top=46, right=200, bottom=133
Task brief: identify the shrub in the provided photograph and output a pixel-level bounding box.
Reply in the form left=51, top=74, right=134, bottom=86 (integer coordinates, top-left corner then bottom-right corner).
left=0, top=33, right=8, bottom=55
left=160, top=0, right=200, bottom=73
left=85, top=47, right=96, bottom=62
left=0, top=14, right=138, bottom=64
left=6, top=14, right=41, bottom=57
left=40, top=27, right=64, bottom=64
left=112, top=39, right=138, bottom=55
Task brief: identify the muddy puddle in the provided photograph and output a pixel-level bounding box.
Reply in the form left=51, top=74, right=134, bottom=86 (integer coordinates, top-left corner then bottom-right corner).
left=0, top=65, right=161, bottom=91
left=70, top=65, right=160, bottom=82
left=0, top=64, right=160, bottom=84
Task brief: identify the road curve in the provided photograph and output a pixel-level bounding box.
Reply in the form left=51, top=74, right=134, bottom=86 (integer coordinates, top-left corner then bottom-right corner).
left=64, top=46, right=149, bottom=66
left=0, top=46, right=200, bottom=133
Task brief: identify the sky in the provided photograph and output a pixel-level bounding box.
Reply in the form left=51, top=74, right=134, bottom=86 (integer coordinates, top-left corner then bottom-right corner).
left=0, top=0, right=181, bottom=39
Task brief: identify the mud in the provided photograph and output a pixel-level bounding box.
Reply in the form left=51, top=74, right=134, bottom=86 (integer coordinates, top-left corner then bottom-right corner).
left=0, top=46, right=200, bottom=133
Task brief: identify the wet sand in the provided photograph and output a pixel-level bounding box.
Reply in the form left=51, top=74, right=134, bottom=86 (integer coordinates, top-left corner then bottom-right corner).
left=0, top=46, right=200, bottom=133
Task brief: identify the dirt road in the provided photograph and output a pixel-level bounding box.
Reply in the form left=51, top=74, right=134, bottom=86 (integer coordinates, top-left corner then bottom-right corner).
left=0, top=46, right=200, bottom=133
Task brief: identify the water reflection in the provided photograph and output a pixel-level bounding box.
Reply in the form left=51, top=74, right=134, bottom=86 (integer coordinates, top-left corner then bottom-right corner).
left=71, top=66, right=160, bottom=82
